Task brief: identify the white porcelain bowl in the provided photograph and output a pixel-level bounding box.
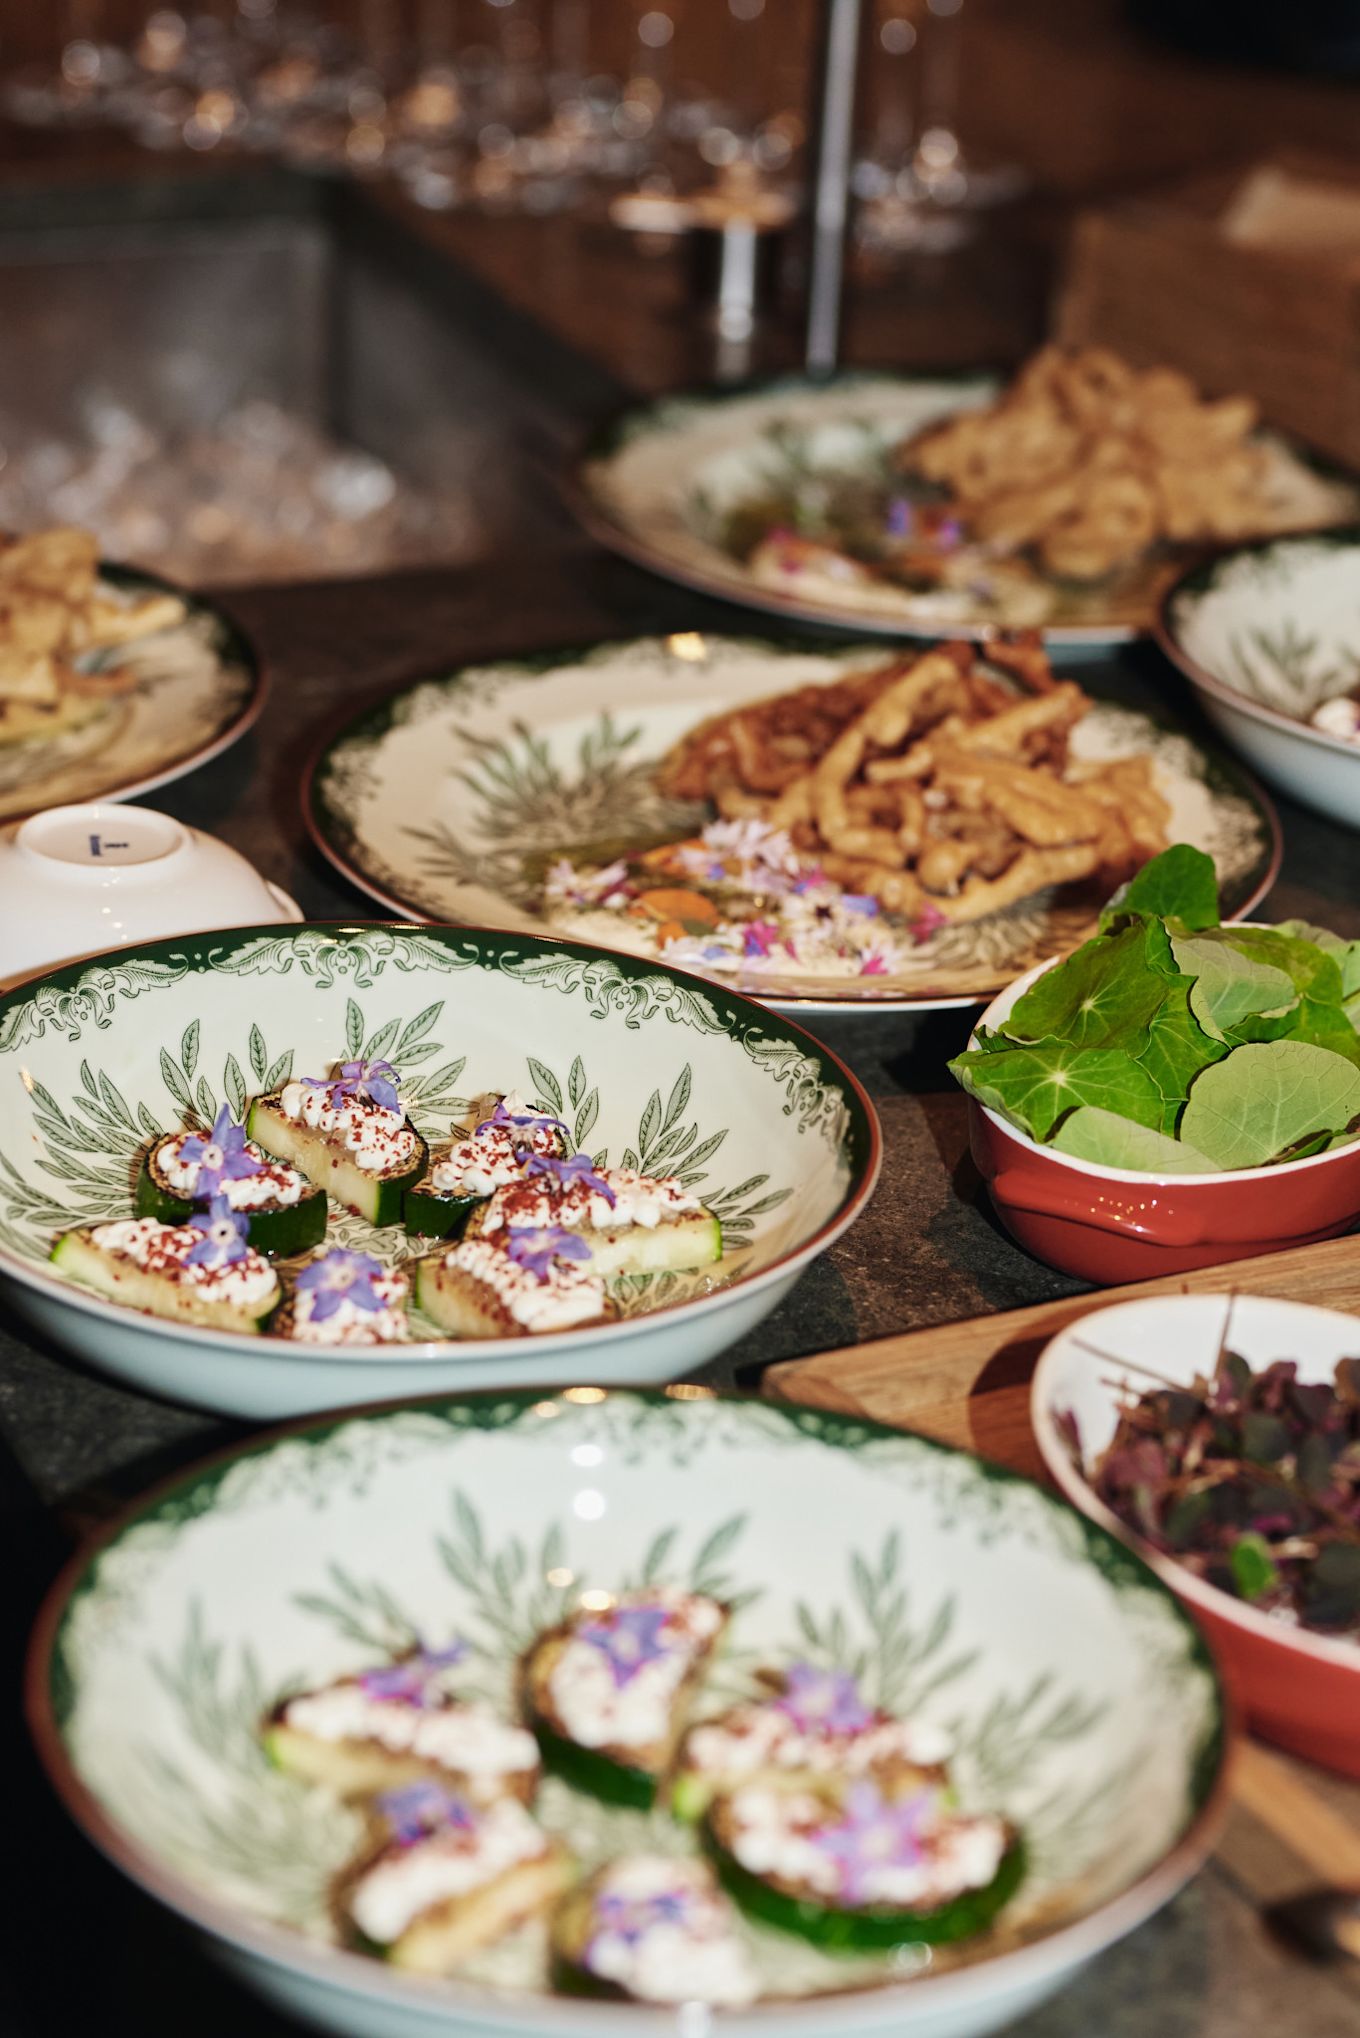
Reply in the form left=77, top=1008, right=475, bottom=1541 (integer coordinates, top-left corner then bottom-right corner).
left=1157, top=530, right=1360, bottom=829
left=0, top=802, right=300, bottom=983
left=28, top=1387, right=1230, bottom=2038
left=0, top=921, right=878, bottom=1418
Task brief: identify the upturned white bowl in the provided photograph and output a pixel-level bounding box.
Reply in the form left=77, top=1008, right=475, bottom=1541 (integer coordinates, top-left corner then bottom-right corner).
left=0, top=802, right=300, bottom=983
left=0, top=921, right=878, bottom=1418
left=1158, top=529, right=1360, bottom=830
left=28, top=1387, right=1230, bottom=2038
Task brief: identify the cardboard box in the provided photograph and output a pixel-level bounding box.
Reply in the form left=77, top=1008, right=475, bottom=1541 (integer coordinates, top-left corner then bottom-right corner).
left=1056, top=153, right=1360, bottom=468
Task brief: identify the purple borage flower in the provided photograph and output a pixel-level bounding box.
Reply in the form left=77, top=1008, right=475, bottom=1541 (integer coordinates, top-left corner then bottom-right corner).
left=376, top=1779, right=476, bottom=1847
left=504, top=1223, right=593, bottom=1283
left=742, top=919, right=781, bottom=959
left=184, top=1195, right=250, bottom=1269
left=296, top=1247, right=387, bottom=1321
left=776, top=1662, right=876, bottom=1737
left=359, top=1639, right=468, bottom=1707
left=592, top=1886, right=692, bottom=1950
left=179, top=1103, right=263, bottom=1196
left=815, top=1782, right=940, bottom=1907
left=840, top=894, right=881, bottom=918
left=577, top=1603, right=674, bottom=1688
left=474, top=1097, right=569, bottom=1141
left=885, top=497, right=916, bottom=539
left=303, top=1058, right=400, bottom=1114
left=522, top=1149, right=616, bottom=1206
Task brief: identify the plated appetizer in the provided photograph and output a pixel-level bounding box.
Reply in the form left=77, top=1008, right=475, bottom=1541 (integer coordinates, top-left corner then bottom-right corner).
left=671, top=1661, right=952, bottom=1821
left=522, top=1589, right=729, bottom=1807
left=404, top=1092, right=568, bottom=1239
left=265, top=1644, right=541, bottom=1802
left=467, top=1157, right=722, bottom=1278
left=952, top=843, right=1360, bottom=1172
left=274, top=1247, right=411, bottom=1346
left=341, top=1783, right=571, bottom=1972
left=413, top=1233, right=614, bottom=1338
left=136, top=1103, right=327, bottom=1256
left=551, top=1855, right=758, bottom=2007
left=706, top=1776, right=1023, bottom=1950
left=51, top=1199, right=280, bottom=1333
left=248, top=1057, right=427, bottom=1226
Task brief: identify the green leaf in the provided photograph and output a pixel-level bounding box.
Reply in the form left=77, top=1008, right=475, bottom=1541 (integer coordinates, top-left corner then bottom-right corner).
left=248, top=1024, right=267, bottom=1084
left=264, top=1050, right=294, bottom=1090
left=1180, top=1040, right=1360, bottom=1169
left=949, top=1040, right=1165, bottom=1142
left=638, top=1089, right=662, bottom=1155
left=664, top=1067, right=692, bottom=1132
left=574, top=1091, right=599, bottom=1149
left=1170, top=934, right=1297, bottom=1044
left=1050, top=1107, right=1218, bottom=1173
left=568, top=1056, right=586, bottom=1109
left=1275, top=920, right=1360, bottom=1000
left=1140, top=986, right=1228, bottom=1128
left=1212, top=926, right=1343, bottom=1005
left=181, top=1021, right=200, bottom=1079
left=1002, top=924, right=1169, bottom=1052
left=344, top=999, right=364, bottom=1059
left=362, top=1018, right=400, bottom=1063
left=394, top=1002, right=443, bottom=1054
left=1099, top=844, right=1220, bottom=933
left=159, top=1049, right=192, bottom=1113
left=1229, top=1533, right=1278, bottom=1603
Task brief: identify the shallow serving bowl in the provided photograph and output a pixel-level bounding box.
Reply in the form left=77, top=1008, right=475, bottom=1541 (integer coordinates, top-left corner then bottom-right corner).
left=967, top=952, right=1360, bottom=1283
left=1032, top=1293, right=1360, bottom=1776
left=27, top=1386, right=1229, bottom=2038
left=0, top=922, right=877, bottom=1418
left=1157, top=529, right=1360, bottom=830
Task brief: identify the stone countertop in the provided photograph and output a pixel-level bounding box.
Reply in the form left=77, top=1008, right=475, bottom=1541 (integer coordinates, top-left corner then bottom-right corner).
left=5, top=542, right=1360, bottom=2036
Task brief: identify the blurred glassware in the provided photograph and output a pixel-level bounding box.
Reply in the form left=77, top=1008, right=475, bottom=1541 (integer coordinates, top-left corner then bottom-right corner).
left=855, top=0, right=1024, bottom=258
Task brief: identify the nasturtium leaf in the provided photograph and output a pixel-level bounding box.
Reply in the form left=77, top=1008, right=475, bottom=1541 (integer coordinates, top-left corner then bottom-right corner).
left=1169, top=934, right=1297, bottom=1044
left=1050, top=1106, right=1219, bottom=1173
left=1139, top=984, right=1229, bottom=1129
left=1207, top=925, right=1344, bottom=1010
left=1275, top=919, right=1360, bottom=1001
left=1179, top=1040, right=1360, bottom=1170
left=1099, top=843, right=1221, bottom=934
left=1002, top=923, right=1168, bottom=1050
left=949, top=1040, right=1165, bottom=1143
left=1280, top=996, right=1360, bottom=1070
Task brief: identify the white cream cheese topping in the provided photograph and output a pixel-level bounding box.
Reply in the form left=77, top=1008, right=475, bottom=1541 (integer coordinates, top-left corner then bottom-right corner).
left=429, top=1092, right=563, bottom=1198
left=684, top=1703, right=953, bottom=1781
left=88, top=1217, right=279, bottom=1307
left=288, top=1269, right=411, bottom=1346
left=439, top=1236, right=607, bottom=1331
left=282, top=1682, right=538, bottom=1779
left=479, top=1166, right=702, bottom=1236
left=724, top=1785, right=1008, bottom=1909
left=547, top=1591, right=724, bottom=1750
left=347, top=1797, right=550, bottom=1945
left=156, top=1132, right=308, bottom=1209
left=278, top=1081, right=419, bottom=1174
left=583, top=1854, right=758, bottom=2007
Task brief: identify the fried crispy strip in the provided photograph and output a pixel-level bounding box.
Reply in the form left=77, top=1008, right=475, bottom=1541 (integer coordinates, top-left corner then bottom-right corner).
left=930, top=844, right=1101, bottom=922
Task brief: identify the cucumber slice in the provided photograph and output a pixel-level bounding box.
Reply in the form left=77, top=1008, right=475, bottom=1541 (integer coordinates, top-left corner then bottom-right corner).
left=134, top=1146, right=327, bottom=1257
left=403, top=1185, right=481, bottom=1240
left=413, top=1248, right=611, bottom=1338
left=467, top=1206, right=723, bottom=1279
left=247, top=1091, right=427, bottom=1227
left=529, top=1720, right=659, bottom=1809
left=704, top=1825, right=1026, bottom=1951
left=50, top=1226, right=280, bottom=1334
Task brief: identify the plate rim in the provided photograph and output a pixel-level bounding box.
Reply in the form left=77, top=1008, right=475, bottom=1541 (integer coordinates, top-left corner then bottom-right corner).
left=25, top=1379, right=1235, bottom=2034
left=300, top=631, right=1284, bottom=1015
left=0, top=558, right=267, bottom=825
left=0, top=914, right=882, bottom=1360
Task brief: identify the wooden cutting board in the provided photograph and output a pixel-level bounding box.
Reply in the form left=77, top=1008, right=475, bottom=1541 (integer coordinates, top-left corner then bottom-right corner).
left=764, top=1236, right=1360, bottom=1480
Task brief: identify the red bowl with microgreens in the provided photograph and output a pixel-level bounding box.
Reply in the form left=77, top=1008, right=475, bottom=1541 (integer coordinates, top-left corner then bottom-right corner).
left=1031, top=1292, right=1360, bottom=1774
left=966, top=955, right=1360, bottom=1284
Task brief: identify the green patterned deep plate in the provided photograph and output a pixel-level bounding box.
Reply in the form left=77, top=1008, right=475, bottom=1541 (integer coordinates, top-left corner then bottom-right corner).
left=0, top=921, right=877, bottom=1419
left=28, top=1388, right=1230, bottom=2038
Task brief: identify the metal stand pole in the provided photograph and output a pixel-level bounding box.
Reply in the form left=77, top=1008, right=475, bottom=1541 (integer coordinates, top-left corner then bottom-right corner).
left=805, top=0, right=865, bottom=377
